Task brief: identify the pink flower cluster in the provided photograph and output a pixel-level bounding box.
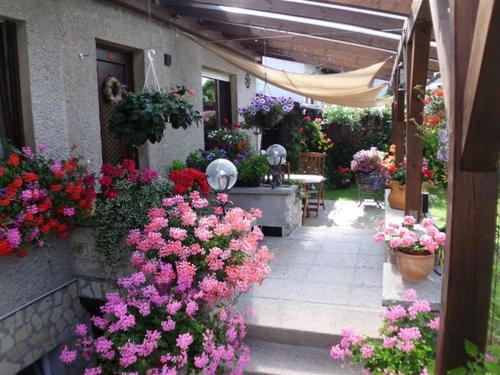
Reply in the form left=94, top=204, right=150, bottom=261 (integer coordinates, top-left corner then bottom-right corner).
left=373, top=216, right=446, bottom=255
left=60, top=192, right=272, bottom=374
left=330, top=290, right=439, bottom=374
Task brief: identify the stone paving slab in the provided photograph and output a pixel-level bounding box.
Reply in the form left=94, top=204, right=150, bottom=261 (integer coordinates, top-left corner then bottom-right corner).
left=245, top=339, right=363, bottom=375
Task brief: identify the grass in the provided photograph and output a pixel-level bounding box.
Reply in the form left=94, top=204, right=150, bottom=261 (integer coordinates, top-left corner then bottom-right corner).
left=324, top=184, right=449, bottom=228
left=429, top=187, right=448, bottom=228
left=324, top=184, right=359, bottom=201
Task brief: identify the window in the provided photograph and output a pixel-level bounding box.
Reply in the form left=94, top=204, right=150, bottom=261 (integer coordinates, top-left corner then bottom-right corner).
left=202, top=69, right=232, bottom=133
left=0, top=20, right=23, bottom=154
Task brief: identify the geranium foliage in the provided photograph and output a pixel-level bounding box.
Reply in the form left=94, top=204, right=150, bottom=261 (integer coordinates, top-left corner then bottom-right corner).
left=61, top=193, right=272, bottom=374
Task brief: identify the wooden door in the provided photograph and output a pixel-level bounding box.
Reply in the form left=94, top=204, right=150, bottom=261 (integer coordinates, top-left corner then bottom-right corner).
left=96, top=45, right=134, bottom=165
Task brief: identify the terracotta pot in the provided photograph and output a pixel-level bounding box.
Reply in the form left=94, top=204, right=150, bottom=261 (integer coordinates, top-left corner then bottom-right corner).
left=396, top=251, right=435, bottom=283
left=387, top=180, right=406, bottom=210
left=422, top=180, right=434, bottom=192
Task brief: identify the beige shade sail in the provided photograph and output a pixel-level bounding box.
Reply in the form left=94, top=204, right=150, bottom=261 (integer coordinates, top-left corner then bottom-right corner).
left=185, top=33, right=390, bottom=107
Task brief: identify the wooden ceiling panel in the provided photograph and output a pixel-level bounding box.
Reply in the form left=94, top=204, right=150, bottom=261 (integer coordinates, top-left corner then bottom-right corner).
left=162, top=3, right=403, bottom=52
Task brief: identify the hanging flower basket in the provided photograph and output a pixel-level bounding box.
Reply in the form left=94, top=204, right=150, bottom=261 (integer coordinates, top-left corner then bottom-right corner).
left=109, top=86, right=201, bottom=147
left=239, top=94, right=294, bottom=130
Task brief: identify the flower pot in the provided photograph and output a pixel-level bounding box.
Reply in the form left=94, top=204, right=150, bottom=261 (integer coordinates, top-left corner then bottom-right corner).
left=355, top=172, right=383, bottom=190
left=387, top=180, right=406, bottom=210
left=396, top=251, right=435, bottom=283
left=422, top=180, right=434, bottom=192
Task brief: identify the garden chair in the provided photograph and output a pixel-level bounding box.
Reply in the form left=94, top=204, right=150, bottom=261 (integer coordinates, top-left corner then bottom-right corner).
left=297, top=152, right=326, bottom=216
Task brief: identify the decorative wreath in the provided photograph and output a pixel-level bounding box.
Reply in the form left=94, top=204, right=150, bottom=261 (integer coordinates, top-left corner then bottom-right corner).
left=102, top=75, right=123, bottom=105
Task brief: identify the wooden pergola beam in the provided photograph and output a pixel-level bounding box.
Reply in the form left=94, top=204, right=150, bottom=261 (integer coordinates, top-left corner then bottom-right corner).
left=318, top=0, right=413, bottom=16
left=461, top=0, right=500, bottom=172
left=177, top=0, right=405, bottom=32
left=404, top=20, right=432, bottom=220
left=433, top=0, right=499, bottom=372
left=102, top=0, right=260, bottom=61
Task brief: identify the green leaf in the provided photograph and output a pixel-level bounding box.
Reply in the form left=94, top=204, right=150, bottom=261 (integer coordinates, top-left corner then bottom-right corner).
left=485, top=362, right=500, bottom=373
left=465, top=339, right=480, bottom=357
left=447, top=367, right=468, bottom=375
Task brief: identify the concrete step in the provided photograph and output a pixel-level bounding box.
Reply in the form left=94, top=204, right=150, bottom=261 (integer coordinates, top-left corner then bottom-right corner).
left=238, top=297, right=382, bottom=349
left=245, top=339, right=362, bottom=375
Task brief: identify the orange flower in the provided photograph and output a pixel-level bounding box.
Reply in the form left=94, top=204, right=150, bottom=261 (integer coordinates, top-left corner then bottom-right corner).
left=435, top=90, right=444, bottom=97
left=6, top=154, right=20, bottom=167
left=424, top=97, right=431, bottom=105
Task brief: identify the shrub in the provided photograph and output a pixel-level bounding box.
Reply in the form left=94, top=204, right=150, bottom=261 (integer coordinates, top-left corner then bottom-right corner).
left=236, top=155, right=269, bottom=187
left=93, top=160, right=170, bottom=266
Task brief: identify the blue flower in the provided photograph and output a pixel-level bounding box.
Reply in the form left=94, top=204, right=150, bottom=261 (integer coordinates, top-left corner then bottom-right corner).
left=207, top=152, right=215, bottom=161
left=0, top=188, right=6, bottom=198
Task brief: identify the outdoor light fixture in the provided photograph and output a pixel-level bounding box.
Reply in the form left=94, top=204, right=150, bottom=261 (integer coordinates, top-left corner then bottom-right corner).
left=398, top=61, right=406, bottom=92
left=205, top=158, right=238, bottom=215
left=265, top=144, right=287, bottom=189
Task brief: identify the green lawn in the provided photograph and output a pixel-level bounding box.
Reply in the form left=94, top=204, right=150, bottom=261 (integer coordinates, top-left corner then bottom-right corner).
left=324, top=184, right=359, bottom=201
left=429, top=187, right=448, bottom=228
left=324, top=184, right=448, bottom=228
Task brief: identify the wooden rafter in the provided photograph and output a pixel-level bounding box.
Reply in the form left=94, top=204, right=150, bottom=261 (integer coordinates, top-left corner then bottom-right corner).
left=161, top=2, right=404, bottom=52
left=316, top=0, right=413, bottom=16
left=461, top=0, right=500, bottom=172
left=101, top=0, right=260, bottom=61
left=177, top=0, right=405, bottom=32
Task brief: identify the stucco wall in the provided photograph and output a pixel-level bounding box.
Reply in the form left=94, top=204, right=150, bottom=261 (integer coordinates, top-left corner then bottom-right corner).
left=0, top=0, right=256, bottom=172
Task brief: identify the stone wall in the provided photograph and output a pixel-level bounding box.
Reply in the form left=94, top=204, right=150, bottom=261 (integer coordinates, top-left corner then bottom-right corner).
left=0, top=0, right=256, bottom=172
left=0, top=281, right=86, bottom=375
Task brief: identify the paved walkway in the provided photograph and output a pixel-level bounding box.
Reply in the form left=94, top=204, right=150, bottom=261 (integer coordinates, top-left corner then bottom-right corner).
left=253, top=200, right=385, bottom=309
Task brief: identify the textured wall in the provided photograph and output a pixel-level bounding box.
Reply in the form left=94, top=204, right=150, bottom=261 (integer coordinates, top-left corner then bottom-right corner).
left=0, top=0, right=256, bottom=171
left=0, top=239, right=75, bottom=317
left=0, top=281, right=86, bottom=375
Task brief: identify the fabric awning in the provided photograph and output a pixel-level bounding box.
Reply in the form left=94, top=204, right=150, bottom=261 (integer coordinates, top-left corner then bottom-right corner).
left=185, top=33, right=390, bottom=107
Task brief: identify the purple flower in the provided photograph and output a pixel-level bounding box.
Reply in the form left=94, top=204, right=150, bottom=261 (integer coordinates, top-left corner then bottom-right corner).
left=22, top=146, right=35, bottom=160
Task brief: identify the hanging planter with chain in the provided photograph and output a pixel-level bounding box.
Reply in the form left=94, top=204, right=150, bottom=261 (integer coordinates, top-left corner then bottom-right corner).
left=109, top=50, right=201, bottom=147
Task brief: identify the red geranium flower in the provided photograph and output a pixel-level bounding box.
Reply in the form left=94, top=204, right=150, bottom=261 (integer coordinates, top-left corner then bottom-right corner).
left=7, top=154, right=20, bottom=167
left=22, top=172, right=39, bottom=183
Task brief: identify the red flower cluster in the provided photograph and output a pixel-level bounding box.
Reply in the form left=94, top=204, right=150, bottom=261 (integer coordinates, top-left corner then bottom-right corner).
left=99, top=159, right=158, bottom=200
left=337, top=166, right=352, bottom=176
left=168, top=168, right=210, bottom=196
left=0, top=146, right=96, bottom=257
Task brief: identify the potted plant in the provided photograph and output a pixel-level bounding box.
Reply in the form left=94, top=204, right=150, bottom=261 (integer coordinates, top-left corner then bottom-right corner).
left=335, top=166, right=352, bottom=189
left=384, top=162, right=434, bottom=210
left=373, top=216, right=446, bottom=282
left=110, top=86, right=201, bottom=147
left=351, top=147, right=384, bottom=189
left=235, top=154, right=270, bottom=187
left=239, top=94, right=294, bottom=131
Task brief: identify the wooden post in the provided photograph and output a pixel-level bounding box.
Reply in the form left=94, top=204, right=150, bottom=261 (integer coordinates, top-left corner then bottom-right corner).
left=436, top=0, right=499, bottom=372
left=392, top=70, right=405, bottom=164
left=404, top=21, right=432, bottom=221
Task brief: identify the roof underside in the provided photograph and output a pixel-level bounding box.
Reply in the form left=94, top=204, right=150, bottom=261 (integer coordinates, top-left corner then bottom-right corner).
left=157, top=0, right=439, bottom=81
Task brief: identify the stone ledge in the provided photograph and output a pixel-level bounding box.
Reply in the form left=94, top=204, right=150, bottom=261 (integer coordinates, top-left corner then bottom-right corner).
left=231, top=185, right=298, bottom=196
left=382, top=262, right=442, bottom=310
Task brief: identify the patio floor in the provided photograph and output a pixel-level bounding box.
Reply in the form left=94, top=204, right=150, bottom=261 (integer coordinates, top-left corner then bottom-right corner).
left=240, top=199, right=386, bottom=374
left=253, top=199, right=385, bottom=309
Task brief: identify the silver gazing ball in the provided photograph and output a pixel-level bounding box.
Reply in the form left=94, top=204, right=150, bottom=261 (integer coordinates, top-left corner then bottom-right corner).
left=265, top=144, right=287, bottom=166
left=205, top=159, right=238, bottom=192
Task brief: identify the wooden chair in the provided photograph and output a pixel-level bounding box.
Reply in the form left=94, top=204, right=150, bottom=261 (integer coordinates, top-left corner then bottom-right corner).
left=297, top=152, right=326, bottom=216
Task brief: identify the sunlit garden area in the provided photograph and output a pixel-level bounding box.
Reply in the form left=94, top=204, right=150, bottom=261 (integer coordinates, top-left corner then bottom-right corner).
left=0, top=1, right=498, bottom=375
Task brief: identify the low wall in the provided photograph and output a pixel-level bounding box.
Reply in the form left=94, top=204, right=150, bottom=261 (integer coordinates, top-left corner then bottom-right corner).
left=229, top=185, right=302, bottom=236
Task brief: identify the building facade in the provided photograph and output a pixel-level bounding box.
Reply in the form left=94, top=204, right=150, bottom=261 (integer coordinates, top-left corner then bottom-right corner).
left=0, top=1, right=255, bottom=373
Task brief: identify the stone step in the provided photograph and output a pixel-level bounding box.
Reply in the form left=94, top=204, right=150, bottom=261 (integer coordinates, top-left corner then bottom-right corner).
left=238, top=297, right=382, bottom=349
left=245, top=339, right=361, bottom=375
